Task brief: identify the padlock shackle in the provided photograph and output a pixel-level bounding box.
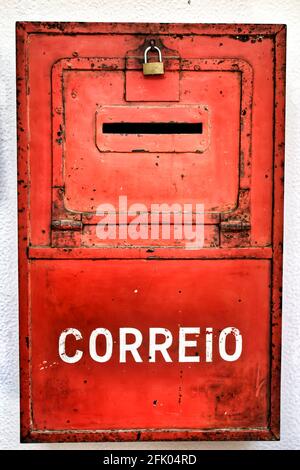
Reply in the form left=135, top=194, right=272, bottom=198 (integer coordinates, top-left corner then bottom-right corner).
left=144, top=45, right=162, bottom=64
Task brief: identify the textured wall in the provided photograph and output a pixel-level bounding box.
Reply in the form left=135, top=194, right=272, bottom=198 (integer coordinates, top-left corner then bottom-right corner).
left=0, top=0, right=299, bottom=450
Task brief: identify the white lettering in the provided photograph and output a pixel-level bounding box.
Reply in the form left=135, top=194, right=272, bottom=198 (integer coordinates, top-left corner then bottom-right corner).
left=119, top=328, right=143, bottom=363
left=149, top=328, right=173, bottom=362
left=89, top=328, right=113, bottom=362
left=58, top=328, right=83, bottom=364
left=206, top=327, right=213, bottom=362
left=219, top=327, right=243, bottom=362
left=57, top=326, right=243, bottom=364
left=179, top=327, right=200, bottom=362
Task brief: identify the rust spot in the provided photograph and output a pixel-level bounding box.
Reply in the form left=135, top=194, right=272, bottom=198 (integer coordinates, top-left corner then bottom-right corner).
left=178, top=386, right=182, bottom=404
left=234, top=35, right=250, bottom=42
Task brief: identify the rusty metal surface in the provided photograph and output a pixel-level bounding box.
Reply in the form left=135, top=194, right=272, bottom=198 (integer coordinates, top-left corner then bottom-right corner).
left=16, top=22, right=286, bottom=442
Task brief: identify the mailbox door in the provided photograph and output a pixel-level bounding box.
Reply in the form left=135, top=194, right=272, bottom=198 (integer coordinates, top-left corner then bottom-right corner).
left=17, top=22, right=285, bottom=442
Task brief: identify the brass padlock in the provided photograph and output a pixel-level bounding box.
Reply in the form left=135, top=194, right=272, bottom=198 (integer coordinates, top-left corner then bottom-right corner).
left=143, top=45, right=164, bottom=75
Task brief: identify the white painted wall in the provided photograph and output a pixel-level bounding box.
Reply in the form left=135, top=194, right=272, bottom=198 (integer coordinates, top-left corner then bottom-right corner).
left=0, top=0, right=299, bottom=450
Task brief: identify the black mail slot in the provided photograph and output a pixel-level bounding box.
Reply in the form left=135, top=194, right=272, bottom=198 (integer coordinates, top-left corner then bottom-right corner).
left=102, top=122, right=203, bottom=134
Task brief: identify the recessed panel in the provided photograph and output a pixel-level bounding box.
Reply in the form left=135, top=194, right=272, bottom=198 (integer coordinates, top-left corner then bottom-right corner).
left=63, top=70, right=240, bottom=214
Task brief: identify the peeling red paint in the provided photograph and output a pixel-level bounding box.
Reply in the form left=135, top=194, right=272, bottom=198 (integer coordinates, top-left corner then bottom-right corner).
left=17, top=22, right=285, bottom=442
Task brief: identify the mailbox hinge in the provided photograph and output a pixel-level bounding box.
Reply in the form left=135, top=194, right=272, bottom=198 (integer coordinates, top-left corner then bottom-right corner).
left=220, top=220, right=251, bottom=232
left=52, top=220, right=82, bottom=231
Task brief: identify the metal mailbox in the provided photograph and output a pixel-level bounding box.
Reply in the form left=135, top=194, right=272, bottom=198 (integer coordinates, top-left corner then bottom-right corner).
left=17, top=22, right=286, bottom=442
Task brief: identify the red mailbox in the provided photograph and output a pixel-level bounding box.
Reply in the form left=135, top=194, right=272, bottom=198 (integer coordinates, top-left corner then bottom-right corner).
left=17, top=22, right=286, bottom=442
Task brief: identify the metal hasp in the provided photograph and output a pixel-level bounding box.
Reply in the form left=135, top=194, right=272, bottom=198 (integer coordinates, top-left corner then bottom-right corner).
left=17, top=22, right=286, bottom=443
left=143, top=41, right=164, bottom=75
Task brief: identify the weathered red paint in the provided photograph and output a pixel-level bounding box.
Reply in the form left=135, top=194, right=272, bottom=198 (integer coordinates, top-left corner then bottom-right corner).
left=17, top=22, right=286, bottom=442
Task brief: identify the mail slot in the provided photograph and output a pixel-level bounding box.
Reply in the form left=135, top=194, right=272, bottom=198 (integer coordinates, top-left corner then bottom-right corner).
left=17, top=22, right=286, bottom=442
left=96, top=105, right=209, bottom=153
